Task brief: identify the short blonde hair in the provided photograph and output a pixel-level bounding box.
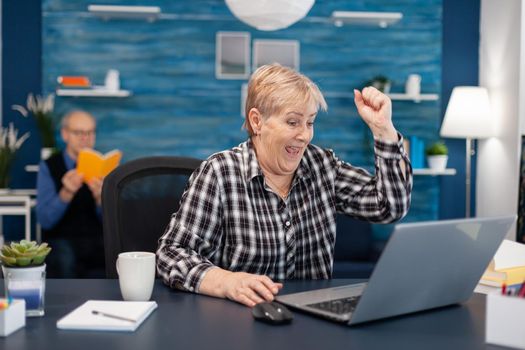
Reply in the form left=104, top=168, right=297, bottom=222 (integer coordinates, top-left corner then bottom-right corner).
left=243, top=64, right=327, bottom=136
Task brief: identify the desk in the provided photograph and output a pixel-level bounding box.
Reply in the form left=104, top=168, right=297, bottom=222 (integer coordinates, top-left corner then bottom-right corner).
left=0, top=279, right=506, bottom=350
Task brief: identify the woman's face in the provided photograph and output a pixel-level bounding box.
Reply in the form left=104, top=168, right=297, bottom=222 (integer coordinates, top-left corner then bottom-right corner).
left=254, top=100, right=317, bottom=177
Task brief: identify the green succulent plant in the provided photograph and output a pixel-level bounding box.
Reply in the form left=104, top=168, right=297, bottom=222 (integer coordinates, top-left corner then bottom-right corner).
left=0, top=240, right=52, bottom=267
left=426, top=142, right=448, bottom=156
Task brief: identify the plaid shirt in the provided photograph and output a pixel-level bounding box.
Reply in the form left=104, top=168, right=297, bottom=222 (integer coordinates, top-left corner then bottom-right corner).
left=157, top=137, right=412, bottom=292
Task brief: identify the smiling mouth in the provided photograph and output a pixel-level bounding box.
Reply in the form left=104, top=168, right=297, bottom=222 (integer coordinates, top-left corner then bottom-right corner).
left=285, top=146, right=302, bottom=156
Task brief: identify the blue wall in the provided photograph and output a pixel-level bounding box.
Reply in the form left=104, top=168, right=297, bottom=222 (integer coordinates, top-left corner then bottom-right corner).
left=42, top=0, right=442, bottom=228
left=1, top=0, right=42, bottom=240
left=2, top=0, right=481, bottom=241
left=440, top=0, right=480, bottom=219
left=2, top=0, right=42, bottom=188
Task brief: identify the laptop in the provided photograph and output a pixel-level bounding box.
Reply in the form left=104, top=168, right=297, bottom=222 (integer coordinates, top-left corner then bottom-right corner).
left=276, top=215, right=516, bottom=325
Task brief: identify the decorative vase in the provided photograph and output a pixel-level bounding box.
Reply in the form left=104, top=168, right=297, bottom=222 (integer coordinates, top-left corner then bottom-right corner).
left=405, top=74, right=422, bottom=96
left=427, top=155, right=448, bottom=171
left=2, top=264, right=46, bottom=317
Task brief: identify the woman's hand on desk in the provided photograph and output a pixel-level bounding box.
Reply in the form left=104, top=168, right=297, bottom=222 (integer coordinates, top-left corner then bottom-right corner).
left=199, top=268, right=283, bottom=307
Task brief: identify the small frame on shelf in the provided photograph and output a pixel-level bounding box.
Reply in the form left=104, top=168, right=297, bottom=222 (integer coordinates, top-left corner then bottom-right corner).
left=215, top=32, right=251, bottom=80
left=240, top=83, right=248, bottom=118
left=253, top=39, right=300, bottom=71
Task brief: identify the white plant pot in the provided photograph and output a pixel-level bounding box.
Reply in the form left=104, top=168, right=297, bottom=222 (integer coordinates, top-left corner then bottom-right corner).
left=1, top=264, right=46, bottom=317
left=427, top=155, right=448, bottom=171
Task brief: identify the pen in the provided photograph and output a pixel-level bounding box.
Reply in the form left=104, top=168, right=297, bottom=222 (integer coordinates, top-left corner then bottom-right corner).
left=91, top=310, right=137, bottom=323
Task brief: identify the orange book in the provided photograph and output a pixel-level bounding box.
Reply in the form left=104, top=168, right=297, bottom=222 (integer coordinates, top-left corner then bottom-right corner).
left=76, top=149, right=122, bottom=183
left=57, top=76, right=91, bottom=87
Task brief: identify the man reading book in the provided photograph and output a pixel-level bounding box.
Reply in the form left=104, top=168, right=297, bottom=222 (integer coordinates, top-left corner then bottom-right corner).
left=36, top=110, right=105, bottom=278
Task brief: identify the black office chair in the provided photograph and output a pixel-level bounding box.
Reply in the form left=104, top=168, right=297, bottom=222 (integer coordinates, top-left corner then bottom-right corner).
left=332, top=214, right=378, bottom=278
left=102, top=156, right=202, bottom=278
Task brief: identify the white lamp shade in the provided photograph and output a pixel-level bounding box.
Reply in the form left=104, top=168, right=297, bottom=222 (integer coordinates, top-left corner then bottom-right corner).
left=440, top=86, right=494, bottom=139
left=225, top=0, right=315, bottom=31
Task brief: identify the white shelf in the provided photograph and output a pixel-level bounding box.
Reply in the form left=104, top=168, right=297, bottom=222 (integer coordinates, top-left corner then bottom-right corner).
left=388, top=93, right=439, bottom=102
left=25, top=165, right=39, bottom=173
left=323, top=91, right=439, bottom=103
left=331, top=11, right=403, bottom=28
left=56, top=88, right=131, bottom=97
left=413, top=168, right=456, bottom=176
left=0, top=189, right=37, bottom=196
left=88, top=5, right=161, bottom=21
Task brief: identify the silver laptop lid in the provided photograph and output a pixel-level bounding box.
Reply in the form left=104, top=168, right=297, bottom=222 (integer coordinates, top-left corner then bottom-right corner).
left=350, top=215, right=515, bottom=324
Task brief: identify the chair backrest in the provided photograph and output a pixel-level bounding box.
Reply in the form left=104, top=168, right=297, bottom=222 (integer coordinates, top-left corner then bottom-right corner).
left=334, top=214, right=373, bottom=261
left=102, top=156, right=202, bottom=278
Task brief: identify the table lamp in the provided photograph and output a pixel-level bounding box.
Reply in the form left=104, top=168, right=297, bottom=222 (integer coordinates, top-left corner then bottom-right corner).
left=440, top=86, right=494, bottom=217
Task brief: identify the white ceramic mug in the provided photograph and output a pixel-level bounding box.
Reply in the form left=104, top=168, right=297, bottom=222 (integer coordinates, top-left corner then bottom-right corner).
left=116, top=252, right=156, bottom=301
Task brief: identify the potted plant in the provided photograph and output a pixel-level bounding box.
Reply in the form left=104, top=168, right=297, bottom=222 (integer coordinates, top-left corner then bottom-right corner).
left=0, top=123, right=30, bottom=188
left=365, top=75, right=392, bottom=94
left=0, top=240, right=52, bottom=317
left=12, top=93, right=57, bottom=160
left=426, top=141, right=448, bottom=170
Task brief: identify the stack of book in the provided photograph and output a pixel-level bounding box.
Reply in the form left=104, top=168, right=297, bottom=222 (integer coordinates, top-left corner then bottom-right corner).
left=480, top=240, right=525, bottom=291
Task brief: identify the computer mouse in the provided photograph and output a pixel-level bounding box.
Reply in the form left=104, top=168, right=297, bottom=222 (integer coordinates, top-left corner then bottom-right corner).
left=252, top=301, right=293, bottom=325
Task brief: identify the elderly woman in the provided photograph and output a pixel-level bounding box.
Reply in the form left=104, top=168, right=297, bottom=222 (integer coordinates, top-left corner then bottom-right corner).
left=157, top=64, right=412, bottom=307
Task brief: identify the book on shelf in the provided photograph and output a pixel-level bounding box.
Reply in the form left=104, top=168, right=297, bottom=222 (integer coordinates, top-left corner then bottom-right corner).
left=57, top=76, right=91, bottom=88
left=76, top=149, right=122, bottom=183
left=57, top=300, right=157, bottom=332
left=479, top=239, right=525, bottom=287
left=408, top=136, right=425, bottom=169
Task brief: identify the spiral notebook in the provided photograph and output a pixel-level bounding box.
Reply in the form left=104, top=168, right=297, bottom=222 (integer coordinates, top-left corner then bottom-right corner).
left=57, top=300, right=157, bottom=332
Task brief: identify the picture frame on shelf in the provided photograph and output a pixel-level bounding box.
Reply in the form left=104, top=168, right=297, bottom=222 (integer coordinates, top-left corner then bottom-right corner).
left=253, top=39, right=300, bottom=71
left=215, top=32, right=251, bottom=80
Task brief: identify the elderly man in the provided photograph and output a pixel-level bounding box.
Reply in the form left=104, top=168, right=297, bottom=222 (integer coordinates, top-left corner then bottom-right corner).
left=36, top=110, right=105, bottom=278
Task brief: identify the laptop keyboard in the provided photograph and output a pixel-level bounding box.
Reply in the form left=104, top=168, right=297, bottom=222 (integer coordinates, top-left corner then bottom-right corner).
left=307, top=296, right=361, bottom=315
